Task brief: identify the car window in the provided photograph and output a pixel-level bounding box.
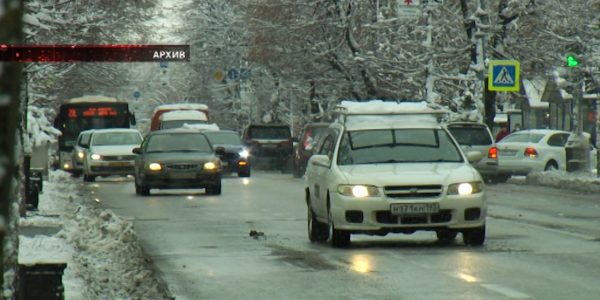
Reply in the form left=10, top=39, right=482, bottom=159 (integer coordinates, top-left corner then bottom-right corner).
left=160, top=119, right=206, bottom=129
left=204, top=132, right=242, bottom=145
left=146, top=133, right=212, bottom=153
left=317, top=134, right=335, bottom=159
left=80, top=133, right=92, bottom=147
left=500, top=133, right=544, bottom=143
left=447, top=125, right=492, bottom=146
left=92, top=132, right=142, bottom=146
left=248, top=126, right=291, bottom=139
left=547, top=133, right=570, bottom=147
left=337, top=129, right=462, bottom=165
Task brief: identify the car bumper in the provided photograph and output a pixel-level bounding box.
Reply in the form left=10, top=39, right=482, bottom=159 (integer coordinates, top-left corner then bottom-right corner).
left=140, top=171, right=221, bottom=189
left=472, top=159, right=499, bottom=176
left=86, top=160, right=135, bottom=176
left=497, top=158, right=544, bottom=175
left=329, top=193, right=486, bottom=233
left=221, top=158, right=250, bottom=173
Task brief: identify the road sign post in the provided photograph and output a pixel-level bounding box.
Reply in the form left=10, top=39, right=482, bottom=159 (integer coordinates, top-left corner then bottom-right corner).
left=488, top=60, right=520, bottom=92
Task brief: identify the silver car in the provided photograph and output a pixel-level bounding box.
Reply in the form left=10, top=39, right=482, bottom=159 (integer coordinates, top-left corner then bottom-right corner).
left=82, top=129, right=143, bottom=182
left=133, top=129, right=224, bottom=196
left=70, top=129, right=94, bottom=177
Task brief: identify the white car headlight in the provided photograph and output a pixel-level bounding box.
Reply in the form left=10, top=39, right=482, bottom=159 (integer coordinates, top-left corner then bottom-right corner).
left=239, top=149, right=250, bottom=159
left=203, top=162, right=218, bottom=170
left=90, top=153, right=101, bottom=160
left=337, top=184, right=379, bottom=198
left=77, top=151, right=84, bottom=159
left=148, top=163, right=162, bottom=171
left=447, top=182, right=483, bottom=196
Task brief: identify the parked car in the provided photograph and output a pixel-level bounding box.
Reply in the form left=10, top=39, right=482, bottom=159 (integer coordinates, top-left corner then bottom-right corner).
left=445, top=122, right=500, bottom=183
left=203, top=130, right=251, bottom=177
left=497, top=129, right=597, bottom=180
left=70, top=129, right=94, bottom=177
left=242, top=124, right=293, bottom=171
left=305, top=100, right=487, bottom=248
left=82, top=129, right=143, bottom=182
left=292, top=122, right=329, bottom=178
left=132, top=129, right=224, bottom=196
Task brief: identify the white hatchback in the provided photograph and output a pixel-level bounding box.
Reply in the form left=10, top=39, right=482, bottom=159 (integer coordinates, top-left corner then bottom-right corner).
left=304, top=101, right=487, bottom=247
left=83, top=128, right=143, bottom=182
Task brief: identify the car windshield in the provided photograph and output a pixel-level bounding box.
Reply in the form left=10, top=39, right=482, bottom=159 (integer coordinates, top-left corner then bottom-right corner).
left=249, top=127, right=290, bottom=139
left=337, top=129, right=463, bottom=165
left=447, top=125, right=492, bottom=146
left=146, top=133, right=212, bottom=153
left=160, top=119, right=207, bottom=129
left=91, top=132, right=142, bottom=146
left=204, top=132, right=242, bottom=145
left=500, top=133, right=545, bottom=143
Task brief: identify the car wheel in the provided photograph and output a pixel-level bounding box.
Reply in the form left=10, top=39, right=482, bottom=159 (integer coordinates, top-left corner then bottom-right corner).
left=544, top=161, right=558, bottom=171
left=238, top=170, right=251, bottom=178
left=139, top=183, right=150, bottom=196
left=328, top=210, right=350, bottom=248
left=492, top=175, right=510, bottom=183
left=436, top=229, right=458, bottom=243
left=83, top=174, right=95, bottom=182
left=71, top=171, right=82, bottom=178
left=308, top=206, right=329, bottom=242
left=206, top=181, right=222, bottom=195
left=462, top=226, right=486, bottom=246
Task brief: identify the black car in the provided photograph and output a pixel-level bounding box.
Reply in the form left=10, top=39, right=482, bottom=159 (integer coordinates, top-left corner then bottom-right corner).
left=292, top=122, right=329, bottom=178
left=132, top=129, right=224, bottom=196
left=203, top=130, right=251, bottom=177
left=242, top=124, right=293, bottom=171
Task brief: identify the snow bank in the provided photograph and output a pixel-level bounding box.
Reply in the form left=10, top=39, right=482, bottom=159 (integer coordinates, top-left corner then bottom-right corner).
left=526, top=171, right=600, bottom=193
left=26, top=105, right=62, bottom=150
left=18, top=170, right=171, bottom=299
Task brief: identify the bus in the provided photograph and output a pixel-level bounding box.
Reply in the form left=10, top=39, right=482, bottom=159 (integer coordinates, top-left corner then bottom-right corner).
left=53, top=95, right=136, bottom=171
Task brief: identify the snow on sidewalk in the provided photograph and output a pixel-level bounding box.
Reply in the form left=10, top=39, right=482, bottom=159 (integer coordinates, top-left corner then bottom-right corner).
left=19, top=170, right=171, bottom=299
left=526, top=170, right=600, bottom=193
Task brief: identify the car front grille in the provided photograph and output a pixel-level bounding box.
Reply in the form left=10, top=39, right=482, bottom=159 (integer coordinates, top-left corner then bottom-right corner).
left=384, top=185, right=443, bottom=199
left=103, top=155, right=135, bottom=161
left=166, top=163, right=197, bottom=170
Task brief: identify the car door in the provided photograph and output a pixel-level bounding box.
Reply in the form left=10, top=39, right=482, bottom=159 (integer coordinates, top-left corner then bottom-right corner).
left=311, top=131, right=337, bottom=218
left=546, top=133, right=570, bottom=169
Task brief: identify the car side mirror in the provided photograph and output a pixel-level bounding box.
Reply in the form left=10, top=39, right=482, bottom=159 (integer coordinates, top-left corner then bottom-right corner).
left=310, top=155, right=331, bottom=168
left=466, top=151, right=484, bottom=164
left=132, top=147, right=142, bottom=155
left=215, top=146, right=226, bottom=156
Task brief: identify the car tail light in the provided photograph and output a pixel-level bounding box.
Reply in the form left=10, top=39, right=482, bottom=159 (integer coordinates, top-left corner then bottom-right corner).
left=524, top=147, right=537, bottom=158
left=303, top=130, right=312, bottom=149
left=488, top=146, right=498, bottom=159
left=238, top=161, right=248, bottom=166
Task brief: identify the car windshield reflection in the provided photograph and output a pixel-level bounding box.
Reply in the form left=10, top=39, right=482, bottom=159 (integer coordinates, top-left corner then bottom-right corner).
left=146, top=133, right=212, bottom=153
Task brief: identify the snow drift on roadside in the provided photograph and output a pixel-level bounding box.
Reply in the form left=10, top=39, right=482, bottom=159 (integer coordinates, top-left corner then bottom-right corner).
left=526, top=170, right=600, bottom=193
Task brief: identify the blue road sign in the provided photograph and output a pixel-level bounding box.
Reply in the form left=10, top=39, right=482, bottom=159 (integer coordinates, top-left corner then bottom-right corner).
left=488, top=60, right=520, bottom=92
left=159, top=61, right=169, bottom=68
left=133, top=91, right=141, bottom=99
left=227, top=68, right=239, bottom=80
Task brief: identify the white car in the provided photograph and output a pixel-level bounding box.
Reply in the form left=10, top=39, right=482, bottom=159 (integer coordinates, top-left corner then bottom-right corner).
left=83, top=128, right=143, bottom=182
left=70, top=129, right=94, bottom=177
left=497, top=129, right=598, bottom=179
left=304, top=101, right=487, bottom=247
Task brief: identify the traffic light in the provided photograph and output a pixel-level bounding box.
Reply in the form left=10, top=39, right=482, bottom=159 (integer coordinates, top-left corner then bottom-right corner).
left=566, top=54, right=580, bottom=67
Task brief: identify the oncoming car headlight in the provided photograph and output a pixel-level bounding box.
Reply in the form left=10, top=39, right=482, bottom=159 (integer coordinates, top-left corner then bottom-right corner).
left=77, top=151, right=84, bottom=159
left=90, top=153, right=101, bottom=160
left=337, top=185, right=379, bottom=198
left=447, top=182, right=483, bottom=196
left=203, top=162, right=218, bottom=170
left=239, top=149, right=250, bottom=159
left=148, top=163, right=162, bottom=171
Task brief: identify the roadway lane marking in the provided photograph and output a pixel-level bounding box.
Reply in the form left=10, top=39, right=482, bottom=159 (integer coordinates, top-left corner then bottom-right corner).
left=481, top=283, right=530, bottom=299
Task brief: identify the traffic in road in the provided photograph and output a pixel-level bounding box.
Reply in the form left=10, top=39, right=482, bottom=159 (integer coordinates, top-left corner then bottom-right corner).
left=82, top=172, right=600, bottom=300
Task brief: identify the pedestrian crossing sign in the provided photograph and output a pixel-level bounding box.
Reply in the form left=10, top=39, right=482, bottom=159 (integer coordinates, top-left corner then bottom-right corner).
left=488, top=60, right=520, bottom=92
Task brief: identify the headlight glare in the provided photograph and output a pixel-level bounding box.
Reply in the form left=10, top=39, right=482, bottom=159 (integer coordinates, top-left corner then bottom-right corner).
left=90, top=153, right=101, bottom=160
left=337, top=184, right=379, bottom=198
left=203, top=162, right=217, bottom=170
left=448, top=182, right=483, bottom=195
left=239, top=149, right=250, bottom=159
left=78, top=151, right=84, bottom=159
left=148, top=163, right=162, bottom=171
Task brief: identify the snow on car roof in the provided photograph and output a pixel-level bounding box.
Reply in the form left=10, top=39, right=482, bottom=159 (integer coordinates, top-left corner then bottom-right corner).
left=344, top=115, right=443, bottom=131
left=152, top=103, right=209, bottom=114
left=181, top=123, right=220, bottom=131
left=160, top=110, right=208, bottom=121
left=67, top=95, right=118, bottom=103
left=336, top=100, right=447, bottom=115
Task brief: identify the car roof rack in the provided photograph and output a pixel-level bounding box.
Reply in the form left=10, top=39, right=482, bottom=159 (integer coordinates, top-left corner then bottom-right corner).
left=333, top=100, right=449, bottom=124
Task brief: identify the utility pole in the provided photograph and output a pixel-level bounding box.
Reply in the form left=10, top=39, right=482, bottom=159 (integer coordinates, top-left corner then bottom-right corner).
left=0, top=0, right=24, bottom=295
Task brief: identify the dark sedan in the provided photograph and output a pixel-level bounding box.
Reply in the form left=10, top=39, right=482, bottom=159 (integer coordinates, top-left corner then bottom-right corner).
left=203, top=130, right=251, bottom=177
left=132, top=129, right=224, bottom=196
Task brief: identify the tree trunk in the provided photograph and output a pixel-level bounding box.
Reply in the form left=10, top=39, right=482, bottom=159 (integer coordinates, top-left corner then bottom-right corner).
left=0, top=0, right=24, bottom=296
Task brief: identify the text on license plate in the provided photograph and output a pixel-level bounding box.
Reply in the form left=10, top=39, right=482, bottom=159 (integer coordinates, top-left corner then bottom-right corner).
left=390, top=203, right=440, bottom=215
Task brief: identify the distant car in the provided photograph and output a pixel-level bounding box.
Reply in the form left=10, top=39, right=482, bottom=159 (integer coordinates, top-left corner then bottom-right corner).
left=132, top=129, right=224, bottom=196
left=497, top=129, right=597, bottom=179
left=158, top=110, right=209, bottom=130
left=305, top=100, right=487, bottom=248
left=203, top=130, right=251, bottom=177
left=445, top=122, right=500, bottom=183
left=292, top=122, right=329, bottom=178
left=242, top=124, right=293, bottom=171
left=70, top=129, right=94, bottom=177
left=82, top=129, right=143, bottom=182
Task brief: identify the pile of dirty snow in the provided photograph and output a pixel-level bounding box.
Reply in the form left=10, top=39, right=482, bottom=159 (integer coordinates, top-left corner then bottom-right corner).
left=526, top=170, right=600, bottom=193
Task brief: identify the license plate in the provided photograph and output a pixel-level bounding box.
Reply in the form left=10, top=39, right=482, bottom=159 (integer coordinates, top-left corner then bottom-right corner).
left=170, top=172, right=196, bottom=179
left=390, top=203, right=440, bottom=215
left=109, top=162, right=130, bottom=167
